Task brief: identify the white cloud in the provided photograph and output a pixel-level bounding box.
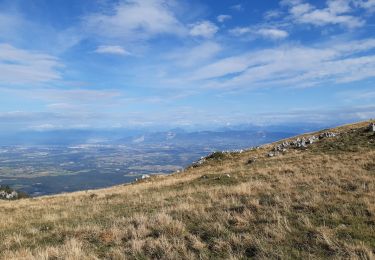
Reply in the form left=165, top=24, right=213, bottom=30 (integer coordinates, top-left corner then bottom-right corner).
left=229, top=27, right=252, bottom=36
left=355, top=0, right=375, bottom=10
left=217, top=14, right=232, bottom=23
left=84, top=0, right=184, bottom=41
left=0, top=44, right=62, bottom=85
left=257, top=28, right=289, bottom=39
left=94, top=45, right=131, bottom=56
left=298, top=9, right=364, bottom=28
left=189, top=21, right=219, bottom=38
left=184, top=38, right=375, bottom=89
left=289, top=3, right=313, bottom=16
left=283, top=0, right=365, bottom=28
left=264, top=10, right=282, bottom=20
left=229, top=27, right=288, bottom=40
left=327, top=0, right=352, bottom=14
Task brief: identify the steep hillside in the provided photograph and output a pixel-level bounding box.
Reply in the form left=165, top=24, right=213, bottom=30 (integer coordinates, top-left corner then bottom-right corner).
left=0, top=121, right=374, bottom=259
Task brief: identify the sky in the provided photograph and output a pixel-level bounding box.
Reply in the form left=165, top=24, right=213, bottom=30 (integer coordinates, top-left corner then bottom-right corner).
left=0, top=0, right=374, bottom=132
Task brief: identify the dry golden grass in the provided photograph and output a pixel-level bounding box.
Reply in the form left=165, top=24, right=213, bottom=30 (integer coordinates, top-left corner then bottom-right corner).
left=0, top=120, right=374, bottom=259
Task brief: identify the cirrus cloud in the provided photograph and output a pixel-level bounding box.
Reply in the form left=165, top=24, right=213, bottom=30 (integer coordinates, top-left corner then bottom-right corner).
left=0, top=44, right=62, bottom=85
left=175, top=38, right=375, bottom=90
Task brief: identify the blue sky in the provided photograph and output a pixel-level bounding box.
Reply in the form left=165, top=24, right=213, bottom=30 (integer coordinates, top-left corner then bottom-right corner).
left=0, top=0, right=374, bottom=131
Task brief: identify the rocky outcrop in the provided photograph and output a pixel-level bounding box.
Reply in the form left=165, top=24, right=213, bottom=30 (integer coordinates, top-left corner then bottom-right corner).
left=191, top=131, right=339, bottom=165
left=0, top=190, right=18, bottom=200
left=318, top=132, right=337, bottom=139
left=269, top=132, right=337, bottom=156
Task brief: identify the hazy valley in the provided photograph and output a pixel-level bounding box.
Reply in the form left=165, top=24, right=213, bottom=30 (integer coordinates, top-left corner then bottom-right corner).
left=0, top=129, right=296, bottom=196
left=0, top=121, right=374, bottom=259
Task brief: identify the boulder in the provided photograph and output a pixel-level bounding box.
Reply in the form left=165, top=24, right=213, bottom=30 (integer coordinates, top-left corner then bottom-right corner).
left=294, top=138, right=307, bottom=148
left=319, top=132, right=336, bottom=139
left=141, top=174, right=151, bottom=180
left=306, top=136, right=318, bottom=144
left=369, top=123, right=375, bottom=132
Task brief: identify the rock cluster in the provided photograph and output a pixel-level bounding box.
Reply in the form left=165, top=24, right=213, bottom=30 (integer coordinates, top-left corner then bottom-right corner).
left=318, top=132, right=337, bottom=139
left=193, top=131, right=339, bottom=163
left=0, top=190, right=18, bottom=200
left=268, top=132, right=337, bottom=157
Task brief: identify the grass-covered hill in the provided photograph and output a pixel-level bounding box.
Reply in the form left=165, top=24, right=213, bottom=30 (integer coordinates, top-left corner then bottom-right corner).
left=0, top=121, right=374, bottom=259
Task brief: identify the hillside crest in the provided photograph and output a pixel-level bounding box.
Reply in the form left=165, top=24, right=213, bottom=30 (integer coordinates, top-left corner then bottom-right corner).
left=0, top=120, right=374, bottom=259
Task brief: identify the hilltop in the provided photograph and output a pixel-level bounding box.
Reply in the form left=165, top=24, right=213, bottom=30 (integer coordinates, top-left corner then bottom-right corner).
left=0, top=121, right=374, bottom=259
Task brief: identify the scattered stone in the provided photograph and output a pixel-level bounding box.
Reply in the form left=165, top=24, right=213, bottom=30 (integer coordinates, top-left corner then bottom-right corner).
left=225, top=174, right=231, bottom=178
left=295, top=138, right=307, bottom=148
left=268, top=131, right=337, bottom=157
left=319, top=132, right=336, bottom=139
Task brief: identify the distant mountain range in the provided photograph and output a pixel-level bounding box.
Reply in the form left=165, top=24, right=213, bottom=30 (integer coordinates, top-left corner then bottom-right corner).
left=121, top=130, right=297, bottom=150
left=0, top=122, right=336, bottom=146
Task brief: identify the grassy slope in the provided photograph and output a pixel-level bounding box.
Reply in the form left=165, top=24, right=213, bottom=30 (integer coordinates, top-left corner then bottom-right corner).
left=0, top=121, right=374, bottom=259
